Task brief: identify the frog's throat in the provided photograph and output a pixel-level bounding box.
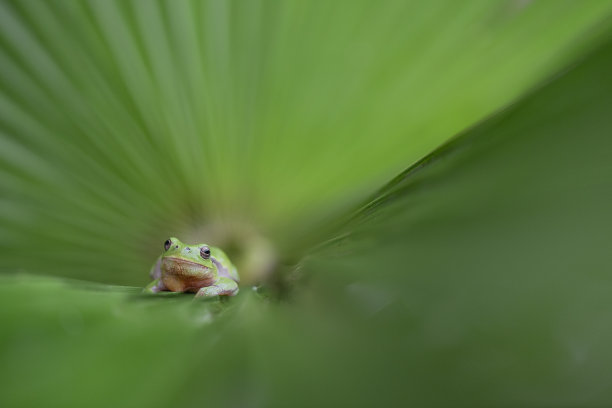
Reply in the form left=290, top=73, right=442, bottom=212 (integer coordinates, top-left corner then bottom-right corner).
left=162, top=257, right=211, bottom=275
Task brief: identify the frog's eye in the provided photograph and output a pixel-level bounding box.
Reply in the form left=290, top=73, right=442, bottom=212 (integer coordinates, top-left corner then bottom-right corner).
left=164, top=239, right=172, bottom=251
left=200, top=246, right=211, bottom=259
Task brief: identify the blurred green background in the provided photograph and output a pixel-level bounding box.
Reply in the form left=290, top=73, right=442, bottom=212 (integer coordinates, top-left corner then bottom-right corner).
left=1, top=0, right=612, bottom=407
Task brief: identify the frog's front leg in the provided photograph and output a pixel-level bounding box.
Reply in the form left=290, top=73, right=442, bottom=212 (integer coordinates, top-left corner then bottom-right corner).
left=195, top=277, right=239, bottom=298
left=143, top=278, right=167, bottom=294
left=150, top=256, right=162, bottom=280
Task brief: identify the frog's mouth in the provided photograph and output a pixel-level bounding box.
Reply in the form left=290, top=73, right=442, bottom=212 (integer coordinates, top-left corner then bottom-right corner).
left=162, top=257, right=211, bottom=276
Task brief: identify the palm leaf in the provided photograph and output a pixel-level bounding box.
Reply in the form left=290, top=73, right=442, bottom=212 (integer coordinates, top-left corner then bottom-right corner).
left=1, top=1, right=612, bottom=407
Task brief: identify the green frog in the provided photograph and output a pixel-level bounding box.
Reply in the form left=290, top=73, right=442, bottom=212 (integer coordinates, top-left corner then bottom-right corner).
left=144, top=237, right=239, bottom=297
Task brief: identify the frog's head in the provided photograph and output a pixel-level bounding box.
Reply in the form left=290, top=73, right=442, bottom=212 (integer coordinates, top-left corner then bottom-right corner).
left=160, top=237, right=216, bottom=276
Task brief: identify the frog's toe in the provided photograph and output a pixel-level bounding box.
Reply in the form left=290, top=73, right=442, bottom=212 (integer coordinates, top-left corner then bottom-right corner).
left=195, top=280, right=239, bottom=298
left=143, top=278, right=166, bottom=294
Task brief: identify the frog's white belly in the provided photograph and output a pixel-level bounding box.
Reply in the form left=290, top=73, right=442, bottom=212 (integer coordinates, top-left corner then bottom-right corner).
left=211, top=257, right=238, bottom=282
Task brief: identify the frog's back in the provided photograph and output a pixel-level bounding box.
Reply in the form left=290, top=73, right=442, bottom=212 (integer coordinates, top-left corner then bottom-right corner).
left=210, top=247, right=239, bottom=283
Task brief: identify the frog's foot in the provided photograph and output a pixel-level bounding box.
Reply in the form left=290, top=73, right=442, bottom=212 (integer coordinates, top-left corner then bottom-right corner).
left=195, top=277, right=239, bottom=298
left=143, top=278, right=167, bottom=294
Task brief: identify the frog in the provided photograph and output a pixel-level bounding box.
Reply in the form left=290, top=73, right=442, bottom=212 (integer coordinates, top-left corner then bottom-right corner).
left=144, top=237, right=239, bottom=297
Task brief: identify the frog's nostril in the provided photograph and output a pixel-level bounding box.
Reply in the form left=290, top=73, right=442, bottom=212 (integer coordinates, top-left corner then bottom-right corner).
left=186, top=247, right=191, bottom=252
